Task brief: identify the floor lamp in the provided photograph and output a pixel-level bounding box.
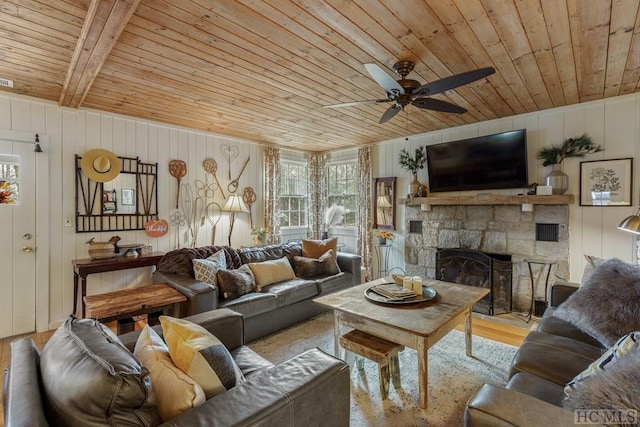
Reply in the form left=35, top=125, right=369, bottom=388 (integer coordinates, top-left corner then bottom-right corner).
left=223, top=193, right=249, bottom=246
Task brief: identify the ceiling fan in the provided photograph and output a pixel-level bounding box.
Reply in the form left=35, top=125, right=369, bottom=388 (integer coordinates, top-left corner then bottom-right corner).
left=324, top=61, right=495, bottom=124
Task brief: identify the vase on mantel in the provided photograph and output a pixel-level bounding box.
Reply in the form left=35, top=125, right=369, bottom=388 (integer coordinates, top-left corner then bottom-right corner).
left=544, top=164, right=568, bottom=194
left=408, top=174, right=421, bottom=197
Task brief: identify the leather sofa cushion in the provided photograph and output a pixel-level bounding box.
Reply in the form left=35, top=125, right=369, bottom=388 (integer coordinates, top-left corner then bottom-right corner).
left=238, top=243, right=284, bottom=264
left=230, top=346, right=275, bottom=377
left=157, top=246, right=242, bottom=277
left=506, top=372, right=566, bottom=406
left=315, top=272, right=349, bottom=295
left=262, top=278, right=319, bottom=307
left=510, top=332, right=603, bottom=385
left=40, top=316, right=158, bottom=427
left=538, top=310, right=604, bottom=348
left=220, top=292, right=279, bottom=317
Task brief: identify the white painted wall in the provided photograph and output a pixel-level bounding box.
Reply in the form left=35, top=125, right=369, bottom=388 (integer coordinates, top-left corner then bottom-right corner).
left=1, top=91, right=638, bottom=331
left=372, top=93, right=640, bottom=283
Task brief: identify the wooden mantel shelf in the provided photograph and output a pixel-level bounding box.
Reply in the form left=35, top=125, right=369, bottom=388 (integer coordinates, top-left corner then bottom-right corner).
left=400, top=194, right=574, bottom=211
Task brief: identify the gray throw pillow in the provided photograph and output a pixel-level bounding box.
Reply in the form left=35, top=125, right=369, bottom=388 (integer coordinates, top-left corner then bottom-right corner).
left=294, top=249, right=341, bottom=278
left=554, top=258, right=640, bottom=347
left=40, top=317, right=159, bottom=426
left=216, top=264, right=256, bottom=300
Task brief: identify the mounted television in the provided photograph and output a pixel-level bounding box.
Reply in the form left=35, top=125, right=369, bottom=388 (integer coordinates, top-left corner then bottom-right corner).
left=426, top=129, right=528, bottom=193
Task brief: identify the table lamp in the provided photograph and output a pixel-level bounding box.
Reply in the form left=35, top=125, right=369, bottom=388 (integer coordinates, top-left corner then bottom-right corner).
left=222, top=193, right=249, bottom=245
left=377, top=194, right=392, bottom=224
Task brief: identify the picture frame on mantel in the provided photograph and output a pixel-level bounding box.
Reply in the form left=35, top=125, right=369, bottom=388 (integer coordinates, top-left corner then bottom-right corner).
left=579, top=158, right=633, bottom=206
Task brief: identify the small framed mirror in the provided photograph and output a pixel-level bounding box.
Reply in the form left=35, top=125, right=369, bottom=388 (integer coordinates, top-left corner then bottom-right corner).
left=373, top=177, right=396, bottom=230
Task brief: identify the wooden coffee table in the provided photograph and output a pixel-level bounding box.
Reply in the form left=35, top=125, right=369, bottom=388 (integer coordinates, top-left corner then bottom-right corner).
left=314, top=278, right=489, bottom=409
left=84, top=283, right=186, bottom=334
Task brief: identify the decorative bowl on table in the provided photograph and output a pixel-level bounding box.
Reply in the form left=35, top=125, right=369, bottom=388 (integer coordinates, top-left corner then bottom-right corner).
left=119, top=244, right=145, bottom=257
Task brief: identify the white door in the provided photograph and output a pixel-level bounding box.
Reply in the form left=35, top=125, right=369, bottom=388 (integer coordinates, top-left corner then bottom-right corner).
left=0, top=140, right=37, bottom=338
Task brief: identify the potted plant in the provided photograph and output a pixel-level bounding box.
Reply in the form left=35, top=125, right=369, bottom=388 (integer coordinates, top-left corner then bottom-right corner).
left=251, top=226, right=270, bottom=246
left=537, top=134, right=601, bottom=194
left=398, top=147, right=427, bottom=197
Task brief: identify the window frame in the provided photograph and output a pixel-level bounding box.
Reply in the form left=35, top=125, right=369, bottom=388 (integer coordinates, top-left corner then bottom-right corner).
left=326, top=160, right=358, bottom=228
left=279, top=159, right=309, bottom=229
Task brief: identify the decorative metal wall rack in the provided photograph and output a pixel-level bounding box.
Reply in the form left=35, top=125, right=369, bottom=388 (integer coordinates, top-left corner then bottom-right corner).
left=75, top=155, right=158, bottom=233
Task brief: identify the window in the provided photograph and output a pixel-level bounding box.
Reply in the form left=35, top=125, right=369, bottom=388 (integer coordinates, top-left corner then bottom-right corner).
left=279, top=161, right=308, bottom=227
left=327, top=161, right=358, bottom=226
left=0, top=154, right=20, bottom=205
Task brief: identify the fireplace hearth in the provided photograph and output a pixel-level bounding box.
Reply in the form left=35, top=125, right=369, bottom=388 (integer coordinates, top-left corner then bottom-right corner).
left=436, top=248, right=512, bottom=315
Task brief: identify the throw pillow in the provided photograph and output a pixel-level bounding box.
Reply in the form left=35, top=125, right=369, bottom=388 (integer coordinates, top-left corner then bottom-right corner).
left=192, top=250, right=227, bottom=286
left=294, top=249, right=341, bottom=278
left=247, top=257, right=296, bottom=290
left=40, top=317, right=159, bottom=426
left=554, top=258, right=640, bottom=347
left=302, top=237, right=338, bottom=259
left=216, top=264, right=256, bottom=299
left=563, top=348, right=640, bottom=413
left=565, top=331, right=640, bottom=396
left=134, top=325, right=206, bottom=422
left=160, top=316, right=245, bottom=399
left=580, top=254, right=606, bottom=286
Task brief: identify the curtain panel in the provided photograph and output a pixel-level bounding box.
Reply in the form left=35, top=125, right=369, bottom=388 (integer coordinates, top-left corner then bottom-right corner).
left=308, top=152, right=328, bottom=239
left=264, top=146, right=281, bottom=243
left=357, top=146, right=372, bottom=281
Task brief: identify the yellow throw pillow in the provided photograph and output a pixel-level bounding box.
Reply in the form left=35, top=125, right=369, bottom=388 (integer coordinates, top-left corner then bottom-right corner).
left=248, top=257, right=296, bottom=290
left=160, top=316, right=245, bottom=399
left=302, top=237, right=338, bottom=259
left=134, top=325, right=205, bottom=422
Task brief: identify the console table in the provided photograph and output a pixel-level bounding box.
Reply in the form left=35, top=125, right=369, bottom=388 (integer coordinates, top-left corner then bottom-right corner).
left=72, top=252, right=164, bottom=317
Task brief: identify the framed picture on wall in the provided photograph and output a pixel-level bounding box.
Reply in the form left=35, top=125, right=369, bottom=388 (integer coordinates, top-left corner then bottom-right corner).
left=121, top=188, right=135, bottom=206
left=579, top=158, right=633, bottom=206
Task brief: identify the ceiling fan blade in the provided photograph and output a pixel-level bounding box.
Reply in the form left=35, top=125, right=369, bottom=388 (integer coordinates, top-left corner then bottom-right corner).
left=323, top=99, right=389, bottom=108
left=412, top=97, right=467, bottom=114
left=413, top=67, right=495, bottom=97
left=379, top=104, right=402, bottom=124
left=364, top=63, right=405, bottom=96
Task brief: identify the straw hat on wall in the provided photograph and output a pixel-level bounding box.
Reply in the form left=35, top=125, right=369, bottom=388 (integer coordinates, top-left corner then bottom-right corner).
left=80, top=149, right=121, bottom=183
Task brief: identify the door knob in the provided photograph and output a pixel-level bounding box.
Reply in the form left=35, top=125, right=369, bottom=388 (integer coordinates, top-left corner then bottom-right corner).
left=22, top=245, right=34, bottom=252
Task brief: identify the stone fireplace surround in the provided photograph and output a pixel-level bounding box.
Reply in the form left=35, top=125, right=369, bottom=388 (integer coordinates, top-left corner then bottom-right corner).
left=404, top=203, right=569, bottom=313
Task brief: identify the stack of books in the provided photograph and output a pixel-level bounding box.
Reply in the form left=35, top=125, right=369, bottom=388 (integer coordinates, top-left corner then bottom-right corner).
left=370, top=283, right=416, bottom=300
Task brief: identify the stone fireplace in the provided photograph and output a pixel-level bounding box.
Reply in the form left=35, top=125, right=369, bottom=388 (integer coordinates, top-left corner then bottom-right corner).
left=404, top=203, right=570, bottom=313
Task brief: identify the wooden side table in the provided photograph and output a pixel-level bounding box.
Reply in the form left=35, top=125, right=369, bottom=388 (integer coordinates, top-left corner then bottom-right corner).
left=72, top=252, right=165, bottom=317
left=84, top=283, right=186, bottom=334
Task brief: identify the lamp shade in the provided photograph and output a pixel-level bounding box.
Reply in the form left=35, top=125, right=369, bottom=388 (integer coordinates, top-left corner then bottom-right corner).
left=222, top=193, right=249, bottom=213
left=618, top=212, right=640, bottom=235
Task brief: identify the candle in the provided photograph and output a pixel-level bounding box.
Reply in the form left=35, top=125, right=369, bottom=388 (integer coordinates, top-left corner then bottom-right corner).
left=412, top=276, right=423, bottom=295
left=402, top=276, right=413, bottom=291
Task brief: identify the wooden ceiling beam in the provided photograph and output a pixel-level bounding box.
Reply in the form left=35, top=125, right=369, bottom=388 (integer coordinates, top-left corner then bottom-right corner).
left=59, top=0, right=140, bottom=108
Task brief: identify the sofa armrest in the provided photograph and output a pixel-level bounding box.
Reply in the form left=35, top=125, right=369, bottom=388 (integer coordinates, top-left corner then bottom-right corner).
left=464, top=384, right=582, bottom=427
left=153, top=271, right=219, bottom=316
left=549, top=282, right=579, bottom=307
left=337, top=252, right=361, bottom=284
left=119, top=308, right=245, bottom=352
left=161, top=348, right=350, bottom=427
left=3, top=338, right=49, bottom=427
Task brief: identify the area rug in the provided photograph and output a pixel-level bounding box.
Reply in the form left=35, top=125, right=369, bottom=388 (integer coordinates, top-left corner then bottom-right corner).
left=248, top=312, right=518, bottom=427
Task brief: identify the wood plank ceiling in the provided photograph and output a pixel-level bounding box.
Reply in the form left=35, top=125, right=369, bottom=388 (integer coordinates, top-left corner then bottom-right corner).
left=1, top=0, right=639, bottom=151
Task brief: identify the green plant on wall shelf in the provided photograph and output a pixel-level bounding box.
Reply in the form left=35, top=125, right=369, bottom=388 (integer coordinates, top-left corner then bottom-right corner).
left=398, top=147, right=426, bottom=174
left=537, top=134, right=602, bottom=166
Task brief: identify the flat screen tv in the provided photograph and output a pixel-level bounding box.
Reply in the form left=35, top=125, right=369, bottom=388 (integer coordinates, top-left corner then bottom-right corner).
left=426, top=129, right=528, bottom=192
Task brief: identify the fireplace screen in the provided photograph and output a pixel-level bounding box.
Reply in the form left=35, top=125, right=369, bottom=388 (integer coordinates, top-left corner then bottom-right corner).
left=436, top=248, right=512, bottom=315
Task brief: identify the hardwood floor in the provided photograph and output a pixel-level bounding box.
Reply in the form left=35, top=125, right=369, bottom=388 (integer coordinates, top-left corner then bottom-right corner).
left=0, top=313, right=533, bottom=425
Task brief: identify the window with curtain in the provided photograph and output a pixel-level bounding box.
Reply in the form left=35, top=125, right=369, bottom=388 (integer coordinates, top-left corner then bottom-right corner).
left=327, top=161, right=358, bottom=226
left=279, top=161, right=309, bottom=227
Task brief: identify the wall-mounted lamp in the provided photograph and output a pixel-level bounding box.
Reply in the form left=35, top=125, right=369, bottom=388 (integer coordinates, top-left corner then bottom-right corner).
left=618, top=210, right=640, bottom=235
left=34, top=134, right=43, bottom=153
left=222, top=193, right=249, bottom=246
